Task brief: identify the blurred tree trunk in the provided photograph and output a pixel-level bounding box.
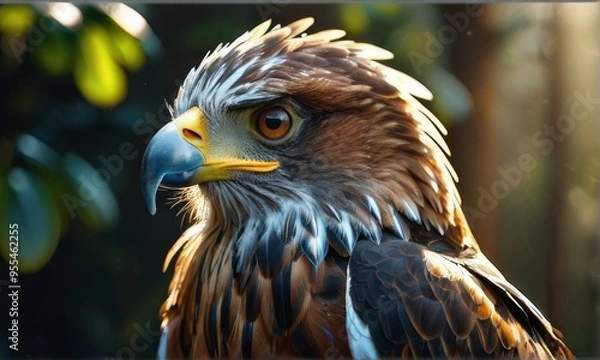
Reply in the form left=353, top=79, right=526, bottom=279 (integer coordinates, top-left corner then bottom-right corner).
left=546, top=4, right=599, bottom=353
left=444, top=4, right=501, bottom=262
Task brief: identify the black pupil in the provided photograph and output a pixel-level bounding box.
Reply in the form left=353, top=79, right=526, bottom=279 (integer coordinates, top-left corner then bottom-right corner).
left=265, top=111, right=285, bottom=130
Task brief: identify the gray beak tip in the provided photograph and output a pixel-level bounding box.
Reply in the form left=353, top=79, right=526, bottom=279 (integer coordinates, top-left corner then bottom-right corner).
left=140, top=122, right=204, bottom=215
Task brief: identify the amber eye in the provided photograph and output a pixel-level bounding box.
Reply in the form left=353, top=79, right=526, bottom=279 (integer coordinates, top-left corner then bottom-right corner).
left=255, top=107, right=292, bottom=141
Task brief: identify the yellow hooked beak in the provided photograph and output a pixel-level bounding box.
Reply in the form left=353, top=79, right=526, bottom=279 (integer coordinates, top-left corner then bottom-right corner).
left=141, top=106, right=279, bottom=214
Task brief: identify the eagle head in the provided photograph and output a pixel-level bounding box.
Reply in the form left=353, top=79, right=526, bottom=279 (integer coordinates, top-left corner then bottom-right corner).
left=141, top=17, right=474, bottom=269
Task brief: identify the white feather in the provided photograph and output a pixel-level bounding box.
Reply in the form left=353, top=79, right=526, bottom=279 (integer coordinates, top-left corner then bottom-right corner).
left=346, top=268, right=378, bottom=359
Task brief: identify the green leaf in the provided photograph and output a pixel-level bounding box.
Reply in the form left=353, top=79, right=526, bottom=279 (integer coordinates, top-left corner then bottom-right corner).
left=33, top=30, right=72, bottom=77
left=15, top=134, right=64, bottom=171
left=1, top=168, right=61, bottom=274
left=109, top=24, right=145, bottom=71
left=62, top=153, right=119, bottom=231
left=0, top=4, right=36, bottom=35
left=340, top=4, right=369, bottom=36
left=14, top=134, right=119, bottom=231
left=371, top=3, right=405, bottom=19
left=73, top=22, right=127, bottom=108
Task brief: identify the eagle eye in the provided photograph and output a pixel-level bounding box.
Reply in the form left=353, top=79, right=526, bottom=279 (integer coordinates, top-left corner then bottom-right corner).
left=254, top=106, right=292, bottom=142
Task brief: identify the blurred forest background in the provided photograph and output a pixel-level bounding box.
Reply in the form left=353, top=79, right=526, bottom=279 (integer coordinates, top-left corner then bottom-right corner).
left=0, top=3, right=598, bottom=358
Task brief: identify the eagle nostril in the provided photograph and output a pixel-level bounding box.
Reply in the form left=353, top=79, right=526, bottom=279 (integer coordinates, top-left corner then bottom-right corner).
left=183, top=128, right=202, bottom=142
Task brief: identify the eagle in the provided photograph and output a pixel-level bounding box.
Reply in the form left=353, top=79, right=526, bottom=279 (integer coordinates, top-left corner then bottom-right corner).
left=141, top=18, right=573, bottom=358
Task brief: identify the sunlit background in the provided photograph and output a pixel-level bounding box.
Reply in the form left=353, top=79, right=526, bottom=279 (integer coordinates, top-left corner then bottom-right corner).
left=0, top=3, right=598, bottom=358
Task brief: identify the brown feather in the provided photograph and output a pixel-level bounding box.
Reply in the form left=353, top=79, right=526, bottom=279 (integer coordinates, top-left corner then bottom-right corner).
left=160, top=215, right=351, bottom=358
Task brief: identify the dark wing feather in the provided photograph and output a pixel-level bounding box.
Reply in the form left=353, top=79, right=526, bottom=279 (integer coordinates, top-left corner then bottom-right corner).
left=348, top=231, right=573, bottom=358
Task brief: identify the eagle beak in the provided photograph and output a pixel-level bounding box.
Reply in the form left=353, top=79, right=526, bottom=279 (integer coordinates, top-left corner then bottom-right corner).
left=141, top=108, right=205, bottom=215
left=141, top=106, right=279, bottom=215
